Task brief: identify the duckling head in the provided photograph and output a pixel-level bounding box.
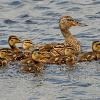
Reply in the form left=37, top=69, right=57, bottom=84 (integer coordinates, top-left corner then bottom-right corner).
left=23, top=39, right=33, bottom=50
left=8, top=35, right=21, bottom=47
left=32, top=49, right=44, bottom=61
left=59, top=16, right=87, bottom=29
left=0, top=49, right=7, bottom=58
left=92, top=41, right=100, bottom=52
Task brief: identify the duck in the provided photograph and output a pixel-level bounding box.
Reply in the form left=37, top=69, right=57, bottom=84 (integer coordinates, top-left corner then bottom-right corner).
left=20, top=49, right=44, bottom=74
left=92, top=41, right=100, bottom=60
left=59, top=16, right=87, bottom=55
left=1, top=35, right=21, bottom=61
left=36, top=16, right=87, bottom=64
left=52, top=46, right=77, bottom=66
left=7, top=35, right=21, bottom=53
left=39, top=46, right=77, bottom=67
left=0, top=49, right=10, bottom=67
left=64, top=46, right=77, bottom=66
left=92, top=41, right=100, bottom=52
left=78, top=52, right=97, bottom=62
left=15, top=39, right=33, bottom=61
left=22, top=39, right=33, bottom=58
left=79, top=41, right=100, bottom=62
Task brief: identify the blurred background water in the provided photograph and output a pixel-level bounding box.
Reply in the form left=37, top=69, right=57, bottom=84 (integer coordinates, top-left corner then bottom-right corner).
left=0, top=0, right=100, bottom=100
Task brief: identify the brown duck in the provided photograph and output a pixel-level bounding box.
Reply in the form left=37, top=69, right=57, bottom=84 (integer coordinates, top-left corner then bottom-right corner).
left=15, top=39, right=33, bottom=61
left=79, top=41, right=100, bottom=62
left=1, top=35, right=21, bottom=61
left=37, top=16, right=87, bottom=64
left=20, top=49, right=44, bottom=74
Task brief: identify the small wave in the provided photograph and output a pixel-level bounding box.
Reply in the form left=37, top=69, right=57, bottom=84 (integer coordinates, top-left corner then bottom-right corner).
left=56, top=1, right=69, bottom=5
left=67, top=7, right=81, bottom=11
left=9, top=1, right=22, bottom=6
left=4, top=19, right=18, bottom=24
left=34, top=6, right=50, bottom=10
left=45, top=11, right=61, bottom=17
left=85, top=15, right=100, bottom=20
left=25, top=19, right=38, bottom=24
left=19, top=14, right=30, bottom=18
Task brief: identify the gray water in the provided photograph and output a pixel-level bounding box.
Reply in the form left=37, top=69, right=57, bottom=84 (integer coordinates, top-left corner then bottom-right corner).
left=0, top=0, right=100, bottom=100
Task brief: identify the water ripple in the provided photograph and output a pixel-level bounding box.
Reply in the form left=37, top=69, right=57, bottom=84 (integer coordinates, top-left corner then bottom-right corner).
left=9, top=1, right=22, bottom=6
left=4, top=19, right=18, bottom=24
left=0, top=0, right=100, bottom=100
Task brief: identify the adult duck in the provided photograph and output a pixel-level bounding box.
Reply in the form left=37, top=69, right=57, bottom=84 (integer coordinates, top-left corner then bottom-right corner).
left=38, top=16, right=87, bottom=64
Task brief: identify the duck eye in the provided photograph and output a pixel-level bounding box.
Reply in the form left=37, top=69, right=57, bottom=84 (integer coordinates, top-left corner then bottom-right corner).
left=10, top=39, right=14, bottom=42
left=1, top=52, right=5, bottom=55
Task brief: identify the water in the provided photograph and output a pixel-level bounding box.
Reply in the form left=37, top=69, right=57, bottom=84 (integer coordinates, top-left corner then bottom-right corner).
left=0, top=0, right=100, bottom=100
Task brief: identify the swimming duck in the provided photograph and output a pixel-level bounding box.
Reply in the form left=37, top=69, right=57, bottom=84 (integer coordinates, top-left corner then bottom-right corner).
left=64, top=46, right=77, bottom=66
left=37, top=16, right=87, bottom=63
left=7, top=35, right=21, bottom=53
left=79, top=41, right=100, bottom=62
left=37, top=45, right=77, bottom=65
left=92, top=41, right=100, bottom=60
left=92, top=41, right=100, bottom=52
left=1, top=35, right=21, bottom=61
left=52, top=46, right=77, bottom=66
left=39, top=46, right=77, bottom=67
left=15, top=39, right=33, bottom=61
left=0, top=49, right=9, bottom=67
left=59, top=16, right=87, bottom=54
left=20, top=49, right=44, bottom=74
left=23, top=39, right=33, bottom=57
left=78, top=52, right=97, bottom=62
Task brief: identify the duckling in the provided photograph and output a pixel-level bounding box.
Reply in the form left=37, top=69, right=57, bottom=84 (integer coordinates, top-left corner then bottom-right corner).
left=53, top=46, right=77, bottom=66
left=92, top=41, right=100, bottom=52
left=38, top=44, right=77, bottom=65
left=23, top=39, right=33, bottom=57
left=79, top=41, right=100, bottom=62
left=64, top=46, right=77, bottom=66
left=8, top=35, right=21, bottom=53
left=45, top=46, right=77, bottom=66
left=92, top=41, right=100, bottom=60
left=78, top=52, right=97, bottom=62
left=15, top=39, right=33, bottom=61
left=0, top=49, right=9, bottom=67
left=20, top=49, right=44, bottom=74
left=1, top=35, right=21, bottom=61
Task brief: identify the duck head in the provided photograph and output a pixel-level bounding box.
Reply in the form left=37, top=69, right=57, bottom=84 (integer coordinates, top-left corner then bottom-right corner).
left=22, top=39, right=33, bottom=50
left=32, top=49, right=40, bottom=61
left=0, top=49, right=7, bottom=58
left=59, top=16, right=87, bottom=29
left=92, top=41, right=100, bottom=52
left=8, top=35, right=21, bottom=48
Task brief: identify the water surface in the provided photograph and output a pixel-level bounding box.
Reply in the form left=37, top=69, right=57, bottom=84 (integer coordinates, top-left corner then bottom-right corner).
left=0, top=0, right=100, bottom=100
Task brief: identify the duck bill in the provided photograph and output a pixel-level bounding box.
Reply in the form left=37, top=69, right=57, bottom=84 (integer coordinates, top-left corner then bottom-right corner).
left=17, top=39, right=22, bottom=43
left=71, top=21, right=88, bottom=27
left=78, top=22, right=88, bottom=27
